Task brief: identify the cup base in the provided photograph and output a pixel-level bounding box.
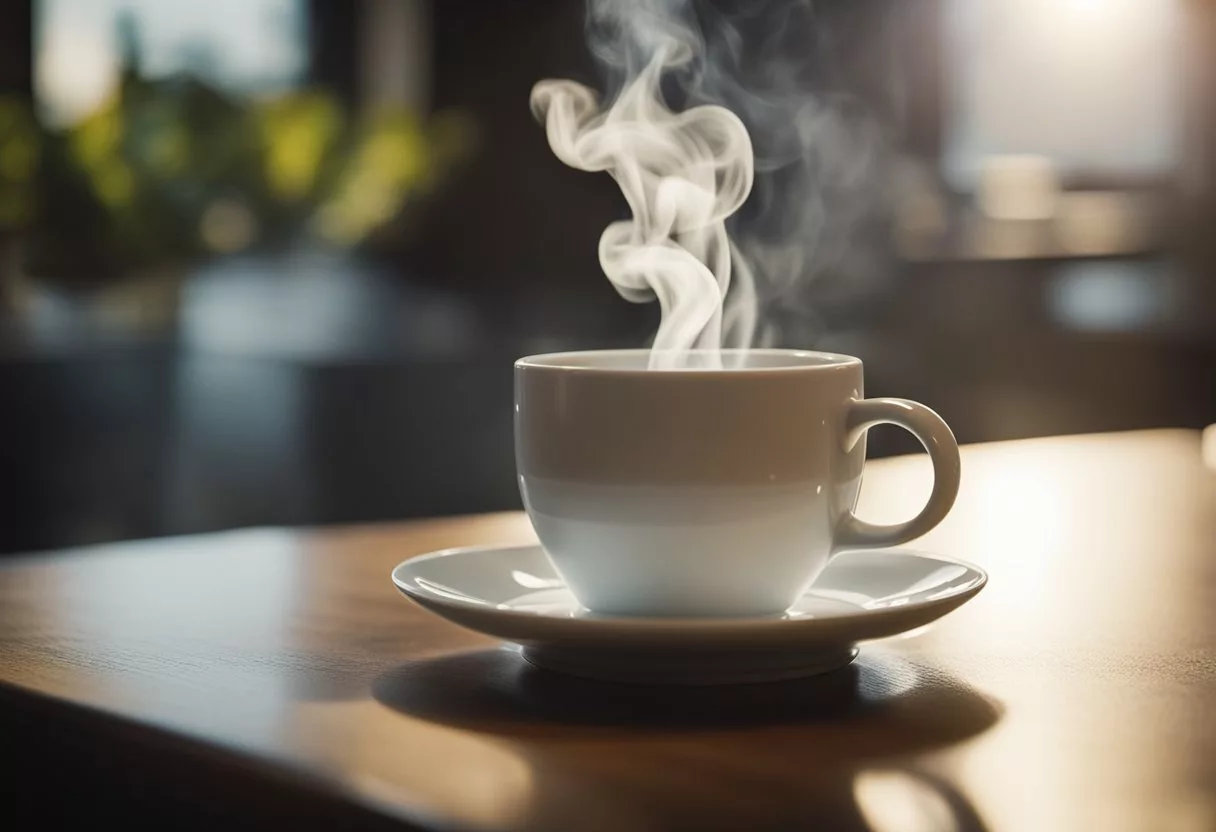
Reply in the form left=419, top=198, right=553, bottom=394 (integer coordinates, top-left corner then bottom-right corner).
left=521, top=644, right=859, bottom=686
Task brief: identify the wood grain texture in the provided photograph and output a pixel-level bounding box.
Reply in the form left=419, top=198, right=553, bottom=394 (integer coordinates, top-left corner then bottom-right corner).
left=2, top=430, right=1215, bottom=830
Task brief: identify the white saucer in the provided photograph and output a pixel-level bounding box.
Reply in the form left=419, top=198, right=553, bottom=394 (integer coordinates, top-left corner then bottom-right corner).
left=392, top=544, right=986, bottom=685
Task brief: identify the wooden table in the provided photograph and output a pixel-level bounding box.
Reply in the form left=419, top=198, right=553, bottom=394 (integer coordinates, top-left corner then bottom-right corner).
left=3, top=430, right=1215, bottom=831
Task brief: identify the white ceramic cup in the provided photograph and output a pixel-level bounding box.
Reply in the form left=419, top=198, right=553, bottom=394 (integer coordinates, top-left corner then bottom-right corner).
left=515, top=349, right=961, bottom=618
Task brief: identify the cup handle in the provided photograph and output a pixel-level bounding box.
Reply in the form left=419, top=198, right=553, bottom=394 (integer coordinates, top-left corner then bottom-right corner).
left=836, top=398, right=961, bottom=549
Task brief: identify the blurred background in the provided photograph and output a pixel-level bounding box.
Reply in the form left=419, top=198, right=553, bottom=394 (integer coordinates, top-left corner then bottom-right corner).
left=1, top=0, right=1214, bottom=555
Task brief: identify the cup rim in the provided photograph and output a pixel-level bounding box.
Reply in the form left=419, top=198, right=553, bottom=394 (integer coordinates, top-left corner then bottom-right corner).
left=515, top=348, right=862, bottom=373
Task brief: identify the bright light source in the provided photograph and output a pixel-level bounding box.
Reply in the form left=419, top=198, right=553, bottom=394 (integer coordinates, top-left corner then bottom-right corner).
left=1063, top=0, right=1104, bottom=14
left=36, top=31, right=118, bottom=126
left=945, top=0, right=1182, bottom=186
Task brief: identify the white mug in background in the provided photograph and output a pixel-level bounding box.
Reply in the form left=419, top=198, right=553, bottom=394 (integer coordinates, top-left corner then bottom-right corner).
left=515, top=349, right=960, bottom=618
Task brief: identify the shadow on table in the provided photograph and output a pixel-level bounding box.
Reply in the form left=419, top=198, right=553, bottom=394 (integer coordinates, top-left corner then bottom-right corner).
left=373, top=645, right=999, bottom=737
left=372, top=645, right=1000, bottom=830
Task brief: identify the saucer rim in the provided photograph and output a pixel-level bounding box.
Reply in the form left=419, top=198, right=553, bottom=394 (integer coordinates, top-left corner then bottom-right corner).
left=391, top=543, right=987, bottom=630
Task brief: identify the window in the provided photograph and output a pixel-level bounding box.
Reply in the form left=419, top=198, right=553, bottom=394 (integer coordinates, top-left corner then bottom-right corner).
left=944, top=0, right=1181, bottom=189
left=36, top=0, right=308, bottom=126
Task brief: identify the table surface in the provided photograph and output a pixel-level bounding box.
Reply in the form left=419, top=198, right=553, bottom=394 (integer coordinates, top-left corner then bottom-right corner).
left=2, top=430, right=1215, bottom=831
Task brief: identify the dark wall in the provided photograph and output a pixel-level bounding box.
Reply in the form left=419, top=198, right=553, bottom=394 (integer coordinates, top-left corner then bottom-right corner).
left=411, top=0, right=624, bottom=289
left=0, top=1, right=32, bottom=99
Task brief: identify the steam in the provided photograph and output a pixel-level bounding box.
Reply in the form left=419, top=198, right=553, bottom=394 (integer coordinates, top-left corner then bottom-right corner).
left=532, top=0, right=890, bottom=366
left=531, top=3, right=756, bottom=368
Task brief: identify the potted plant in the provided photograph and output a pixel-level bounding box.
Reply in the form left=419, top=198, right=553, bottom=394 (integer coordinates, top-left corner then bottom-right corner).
left=0, top=61, right=471, bottom=342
